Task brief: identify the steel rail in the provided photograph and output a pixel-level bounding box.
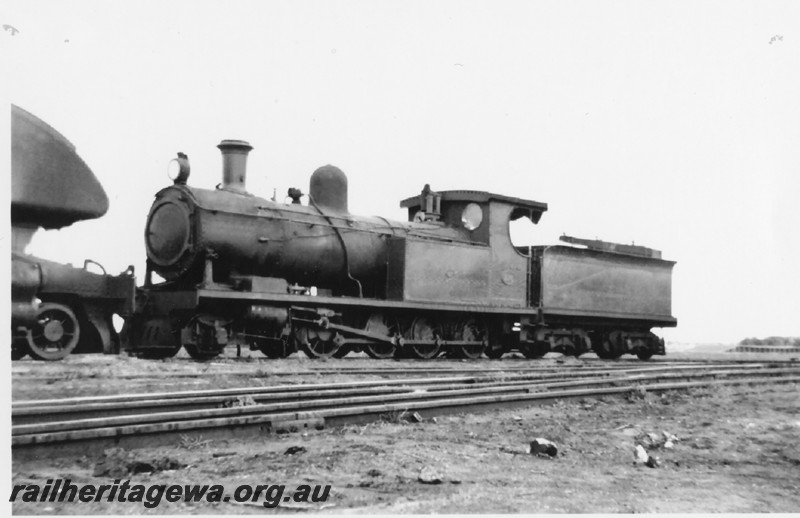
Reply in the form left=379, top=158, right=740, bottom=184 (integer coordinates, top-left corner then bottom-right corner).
left=13, top=369, right=800, bottom=446
left=12, top=375, right=800, bottom=459
left=13, top=362, right=791, bottom=414
left=304, top=362, right=774, bottom=375
left=13, top=367, right=798, bottom=427
left=14, top=368, right=800, bottom=436
left=9, top=362, right=710, bottom=382
left=13, top=362, right=782, bottom=410
left=13, top=365, right=800, bottom=425
left=14, top=359, right=795, bottom=382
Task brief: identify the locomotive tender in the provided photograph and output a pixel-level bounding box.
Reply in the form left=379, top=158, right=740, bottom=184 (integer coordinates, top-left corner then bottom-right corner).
left=127, top=140, right=676, bottom=360
left=11, top=105, right=136, bottom=361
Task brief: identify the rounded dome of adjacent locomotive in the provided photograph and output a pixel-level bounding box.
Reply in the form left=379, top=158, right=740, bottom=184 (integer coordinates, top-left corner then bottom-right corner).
left=11, top=105, right=109, bottom=229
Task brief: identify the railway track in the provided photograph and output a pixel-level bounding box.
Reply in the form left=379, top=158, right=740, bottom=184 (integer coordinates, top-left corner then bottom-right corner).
left=22, top=357, right=789, bottom=401
left=15, top=356, right=797, bottom=383
left=303, top=360, right=792, bottom=376
left=13, top=362, right=800, bottom=460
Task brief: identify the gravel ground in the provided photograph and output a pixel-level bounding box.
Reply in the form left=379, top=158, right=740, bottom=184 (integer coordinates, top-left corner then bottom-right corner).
left=9, top=352, right=800, bottom=514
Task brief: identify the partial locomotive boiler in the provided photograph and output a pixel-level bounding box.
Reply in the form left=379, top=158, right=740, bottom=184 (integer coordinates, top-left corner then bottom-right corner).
left=127, top=140, right=676, bottom=360
left=11, top=105, right=135, bottom=361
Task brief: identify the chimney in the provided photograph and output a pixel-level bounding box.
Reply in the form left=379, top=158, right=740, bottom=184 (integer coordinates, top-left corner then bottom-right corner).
left=217, top=139, right=253, bottom=193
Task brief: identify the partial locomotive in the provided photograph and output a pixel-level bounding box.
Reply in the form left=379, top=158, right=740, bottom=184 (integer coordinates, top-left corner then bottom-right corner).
left=126, top=139, right=676, bottom=360
left=11, top=105, right=136, bottom=361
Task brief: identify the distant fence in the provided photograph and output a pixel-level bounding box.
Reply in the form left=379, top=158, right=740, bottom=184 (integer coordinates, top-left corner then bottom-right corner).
left=729, top=345, right=800, bottom=354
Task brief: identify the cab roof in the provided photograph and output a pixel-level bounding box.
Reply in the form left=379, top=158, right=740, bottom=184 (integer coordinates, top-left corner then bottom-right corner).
left=400, top=189, right=548, bottom=222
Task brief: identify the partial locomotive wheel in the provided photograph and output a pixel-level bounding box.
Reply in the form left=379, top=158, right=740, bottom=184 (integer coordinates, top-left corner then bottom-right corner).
left=256, top=337, right=292, bottom=359
left=333, top=345, right=351, bottom=358
left=302, top=337, right=341, bottom=359
left=594, top=331, right=624, bottom=360
left=405, top=317, right=441, bottom=359
left=182, top=317, right=225, bottom=361
left=184, top=343, right=222, bottom=361
left=131, top=317, right=182, bottom=359
left=574, top=331, right=592, bottom=357
left=363, top=313, right=397, bottom=359
left=296, top=327, right=342, bottom=359
left=12, top=336, right=30, bottom=360
left=484, top=343, right=505, bottom=359
left=26, top=303, right=81, bottom=361
left=365, top=342, right=394, bottom=359
left=633, top=332, right=659, bottom=360
left=551, top=336, right=576, bottom=356
left=453, top=319, right=487, bottom=359
left=519, top=341, right=549, bottom=359
left=593, top=346, right=615, bottom=359
left=248, top=325, right=293, bottom=359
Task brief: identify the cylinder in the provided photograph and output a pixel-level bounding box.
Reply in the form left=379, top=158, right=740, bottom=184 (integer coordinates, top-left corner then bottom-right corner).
left=217, top=140, right=253, bottom=193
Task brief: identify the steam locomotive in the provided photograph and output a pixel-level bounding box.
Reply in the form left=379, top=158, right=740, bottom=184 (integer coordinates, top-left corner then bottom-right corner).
left=11, top=105, right=135, bottom=361
left=125, top=139, right=676, bottom=360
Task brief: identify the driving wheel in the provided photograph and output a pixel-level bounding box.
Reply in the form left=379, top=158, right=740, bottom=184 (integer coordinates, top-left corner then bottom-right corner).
left=405, top=317, right=441, bottom=359
left=363, top=313, right=397, bottom=359
left=26, top=303, right=81, bottom=361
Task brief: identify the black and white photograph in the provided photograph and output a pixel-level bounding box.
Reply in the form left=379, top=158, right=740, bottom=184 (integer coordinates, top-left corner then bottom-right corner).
left=5, top=0, right=800, bottom=514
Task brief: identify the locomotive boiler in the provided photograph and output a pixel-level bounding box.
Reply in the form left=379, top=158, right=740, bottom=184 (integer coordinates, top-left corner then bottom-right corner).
left=127, top=139, right=676, bottom=360
left=11, top=105, right=136, bottom=361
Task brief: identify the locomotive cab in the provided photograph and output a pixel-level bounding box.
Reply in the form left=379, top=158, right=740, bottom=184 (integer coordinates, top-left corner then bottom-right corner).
left=392, top=188, right=549, bottom=308
left=400, top=187, right=548, bottom=248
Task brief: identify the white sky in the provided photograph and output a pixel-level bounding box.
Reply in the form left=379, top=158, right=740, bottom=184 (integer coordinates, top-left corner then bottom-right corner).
left=4, top=0, right=800, bottom=344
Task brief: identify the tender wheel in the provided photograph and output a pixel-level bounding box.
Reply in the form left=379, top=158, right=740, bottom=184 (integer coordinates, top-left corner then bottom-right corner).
left=405, top=317, right=441, bottom=359
left=296, top=327, right=342, bottom=359
left=26, top=303, right=81, bottom=361
left=632, top=332, right=660, bottom=360
left=363, top=313, right=397, bottom=359
left=594, top=347, right=615, bottom=359
left=594, top=331, right=624, bottom=359
left=551, top=335, right=576, bottom=356
left=453, top=319, right=487, bottom=359
left=574, top=331, right=592, bottom=357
